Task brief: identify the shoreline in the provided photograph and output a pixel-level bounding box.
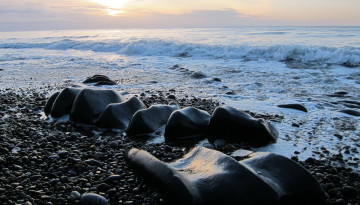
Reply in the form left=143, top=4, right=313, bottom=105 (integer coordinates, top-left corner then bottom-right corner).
left=0, top=87, right=359, bottom=204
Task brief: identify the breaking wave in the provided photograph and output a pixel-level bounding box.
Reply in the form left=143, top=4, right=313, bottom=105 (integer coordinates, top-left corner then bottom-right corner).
left=1, top=39, right=359, bottom=67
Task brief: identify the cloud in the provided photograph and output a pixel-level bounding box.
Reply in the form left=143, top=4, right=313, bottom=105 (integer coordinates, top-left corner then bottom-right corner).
left=116, top=9, right=265, bottom=28
left=0, top=7, right=274, bottom=31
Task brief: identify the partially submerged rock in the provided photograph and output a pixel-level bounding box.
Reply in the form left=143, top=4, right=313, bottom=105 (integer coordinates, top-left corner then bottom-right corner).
left=339, top=109, right=360, bottom=117
left=49, top=88, right=81, bottom=118
left=165, top=107, right=211, bottom=142
left=83, top=74, right=117, bottom=86
left=208, top=106, right=278, bottom=146
left=95, top=97, right=146, bottom=129
left=277, top=103, right=308, bottom=112
left=126, top=103, right=179, bottom=136
left=70, top=89, right=124, bottom=124
left=126, top=146, right=325, bottom=205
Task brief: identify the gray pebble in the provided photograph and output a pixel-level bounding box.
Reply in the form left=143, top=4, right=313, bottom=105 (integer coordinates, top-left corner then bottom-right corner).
left=80, top=193, right=110, bottom=205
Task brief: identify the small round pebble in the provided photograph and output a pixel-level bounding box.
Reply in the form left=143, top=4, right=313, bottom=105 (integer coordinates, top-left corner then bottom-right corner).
left=80, top=193, right=110, bottom=205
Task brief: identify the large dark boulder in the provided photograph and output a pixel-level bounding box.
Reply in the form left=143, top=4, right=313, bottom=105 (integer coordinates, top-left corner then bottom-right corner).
left=164, top=107, right=211, bottom=142
left=126, top=146, right=325, bottom=205
left=50, top=88, right=81, bottom=118
left=208, top=106, right=278, bottom=146
left=126, top=103, right=179, bottom=136
left=44, top=91, right=60, bottom=116
left=277, top=104, right=308, bottom=112
left=94, top=97, right=146, bottom=130
left=70, top=89, right=124, bottom=124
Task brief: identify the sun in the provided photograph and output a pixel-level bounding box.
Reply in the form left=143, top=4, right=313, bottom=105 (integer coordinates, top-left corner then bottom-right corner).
left=90, top=0, right=130, bottom=16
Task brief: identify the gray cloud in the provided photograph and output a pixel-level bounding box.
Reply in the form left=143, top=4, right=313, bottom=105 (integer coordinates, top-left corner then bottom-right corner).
left=0, top=8, right=279, bottom=31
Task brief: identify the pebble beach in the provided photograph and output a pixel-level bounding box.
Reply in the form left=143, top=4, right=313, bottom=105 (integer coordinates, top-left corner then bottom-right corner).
left=0, top=85, right=359, bottom=205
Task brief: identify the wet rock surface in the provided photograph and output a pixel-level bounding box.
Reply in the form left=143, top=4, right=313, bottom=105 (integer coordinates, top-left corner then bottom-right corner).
left=50, top=88, right=81, bottom=118
left=70, top=89, right=125, bottom=124
left=164, top=107, right=211, bottom=142
left=95, top=97, right=146, bottom=130
left=83, top=75, right=117, bottom=86
left=0, top=88, right=359, bottom=205
left=208, top=106, right=279, bottom=146
left=127, top=147, right=325, bottom=205
left=126, top=104, right=179, bottom=136
left=277, top=103, right=308, bottom=112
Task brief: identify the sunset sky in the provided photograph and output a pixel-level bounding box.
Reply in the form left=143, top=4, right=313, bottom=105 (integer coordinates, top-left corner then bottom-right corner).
left=1, top=0, right=360, bottom=31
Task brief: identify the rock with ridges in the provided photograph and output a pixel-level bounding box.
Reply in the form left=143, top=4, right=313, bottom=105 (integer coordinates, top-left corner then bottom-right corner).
left=80, top=193, right=110, bottom=205
left=126, top=103, right=179, bottom=136
left=50, top=88, right=81, bottom=118
left=277, top=104, right=308, bottom=112
left=165, top=107, right=211, bottom=142
left=95, top=97, right=146, bottom=129
left=208, top=106, right=278, bottom=146
left=70, top=89, right=124, bottom=124
left=44, top=91, right=60, bottom=116
left=126, top=146, right=325, bottom=205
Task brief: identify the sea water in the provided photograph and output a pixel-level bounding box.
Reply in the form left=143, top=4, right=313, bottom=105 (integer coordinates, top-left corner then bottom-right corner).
left=0, top=27, right=359, bottom=168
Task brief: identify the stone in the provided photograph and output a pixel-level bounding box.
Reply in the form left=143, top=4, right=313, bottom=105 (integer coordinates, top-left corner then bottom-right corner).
left=339, top=109, right=360, bottom=117
left=277, top=103, right=308, bottom=112
left=80, top=193, right=110, bottom=205
left=126, top=103, right=179, bottom=136
left=50, top=88, right=81, bottom=118
left=126, top=146, right=325, bottom=205
left=104, top=175, right=121, bottom=184
left=70, top=89, right=124, bottom=124
left=190, top=71, right=206, bottom=79
left=164, top=107, right=211, bottom=142
left=44, top=92, right=60, bottom=116
left=83, top=75, right=116, bottom=85
left=208, top=106, right=278, bottom=146
left=95, top=97, right=146, bottom=129
left=341, top=186, right=357, bottom=197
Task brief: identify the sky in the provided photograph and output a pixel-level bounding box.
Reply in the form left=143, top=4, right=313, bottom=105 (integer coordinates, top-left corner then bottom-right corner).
left=0, top=0, right=359, bottom=31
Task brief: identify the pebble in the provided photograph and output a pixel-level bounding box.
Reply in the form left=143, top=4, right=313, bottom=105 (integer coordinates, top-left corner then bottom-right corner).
left=71, top=191, right=81, bottom=200
left=341, top=186, right=357, bottom=197
left=80, top=193, right=110, bottom=205
left=104, top=175, right=121, bottom=184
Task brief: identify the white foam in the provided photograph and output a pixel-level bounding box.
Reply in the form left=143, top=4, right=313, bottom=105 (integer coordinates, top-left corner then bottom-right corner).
left=1, top=40, right=360, bottom=66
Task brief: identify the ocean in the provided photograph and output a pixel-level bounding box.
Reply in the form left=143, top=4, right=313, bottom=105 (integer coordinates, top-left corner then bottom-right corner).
left=0, top=27, right=359, bottom=168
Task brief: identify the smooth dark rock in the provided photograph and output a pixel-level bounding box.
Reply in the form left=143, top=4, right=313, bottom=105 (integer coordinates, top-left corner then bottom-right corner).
left=126, top=146, right=325, bottom=205
left=164, top=107, right=211, bottom=142
left=339, top=109, right=360, bottom=117
left=84, top=159, right=103, bottom=167
left=190, top=71, right=206, bottom=79
left=104, top=175, right=121, bottom=184
left=126, top=103, right=179, bottom=136
left=44, top=92, right=60, bottom=116
left=97, top=183, right=111, bottom=192
left=95, top=97, right=146, bottom=129
left=83, top=75, right=116, bottom=85
left=208, top=106, right=278, bottom=146
left=277, top=104, right=308, bottom=112
left=341, top=186, right=357, bottom=197
left=80, top=193, right=110, bottom=205
left=70, top=89, right=124, bottom=124
left=94, top=81, right=117, bottom=86
left=50, top=88, right=81, bottom=118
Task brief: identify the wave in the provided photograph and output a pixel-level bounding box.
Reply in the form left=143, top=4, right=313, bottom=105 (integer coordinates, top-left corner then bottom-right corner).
left=245, top=31, right=288, bottom=35
left=1, top=39, right=359, bottom=67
